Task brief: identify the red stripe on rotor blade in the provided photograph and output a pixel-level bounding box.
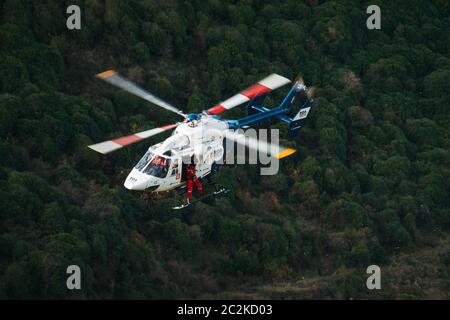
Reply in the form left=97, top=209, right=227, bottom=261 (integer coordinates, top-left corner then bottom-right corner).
left=113, top=135, right=143, bottom=146
left=241, top=83, right=271, bottom=99
left=208, top=105, right=226, bottom=115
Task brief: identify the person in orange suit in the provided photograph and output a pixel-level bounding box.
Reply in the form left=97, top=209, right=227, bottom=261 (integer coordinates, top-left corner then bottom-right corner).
left=185, top=162, right=202, bottom=204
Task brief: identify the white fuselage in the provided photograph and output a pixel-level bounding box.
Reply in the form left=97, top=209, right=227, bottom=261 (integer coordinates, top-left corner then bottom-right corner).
left=124, top=116, right=227, bottom=192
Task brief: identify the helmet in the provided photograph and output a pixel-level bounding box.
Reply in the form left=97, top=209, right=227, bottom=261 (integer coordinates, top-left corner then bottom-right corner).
left=186, top=113, right=199, bottom=121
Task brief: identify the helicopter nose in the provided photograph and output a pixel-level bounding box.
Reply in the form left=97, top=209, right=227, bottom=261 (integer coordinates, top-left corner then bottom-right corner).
left=124, top=169, right=149, bottom=190
left=124, top=176, right=148, bottom=190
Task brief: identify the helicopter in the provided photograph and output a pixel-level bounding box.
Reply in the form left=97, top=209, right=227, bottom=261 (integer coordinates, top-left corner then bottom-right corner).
left=88, top=70, right=314, bottom=208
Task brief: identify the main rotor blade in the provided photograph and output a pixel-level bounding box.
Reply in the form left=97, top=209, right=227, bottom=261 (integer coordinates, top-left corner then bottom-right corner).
left=224, top=130, right=296, bottom=159
left=96, top=70, right=185, bottom=117
left=88, top=123, right=179, bottom=154
left=206, top=74, right=291, bottom=115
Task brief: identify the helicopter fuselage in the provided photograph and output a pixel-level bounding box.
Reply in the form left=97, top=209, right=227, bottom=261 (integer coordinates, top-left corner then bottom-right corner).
left=124, top=116, right=226, bottom=192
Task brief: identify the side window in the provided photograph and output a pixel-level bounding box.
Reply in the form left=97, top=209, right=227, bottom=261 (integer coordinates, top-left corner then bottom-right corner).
left=171, top=159, right=179, bottom=176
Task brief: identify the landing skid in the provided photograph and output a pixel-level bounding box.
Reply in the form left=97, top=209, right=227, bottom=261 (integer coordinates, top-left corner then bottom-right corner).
left=172, top=185, right=230, bottom=210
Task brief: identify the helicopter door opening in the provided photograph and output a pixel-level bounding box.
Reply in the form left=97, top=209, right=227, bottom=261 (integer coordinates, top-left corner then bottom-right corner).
left=180, top=154, right=201, bottom=182
left=169, top=157, right=181, bottom=181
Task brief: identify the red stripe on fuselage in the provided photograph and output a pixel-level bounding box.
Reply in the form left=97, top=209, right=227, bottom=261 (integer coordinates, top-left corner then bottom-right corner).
left=241, top=83, right=271, bottom=99
left=113, top=135, right=143, bottom=146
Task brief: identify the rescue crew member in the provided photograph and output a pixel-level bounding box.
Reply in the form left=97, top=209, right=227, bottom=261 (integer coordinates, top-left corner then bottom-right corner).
left=185, top=158, right=202, bottom=204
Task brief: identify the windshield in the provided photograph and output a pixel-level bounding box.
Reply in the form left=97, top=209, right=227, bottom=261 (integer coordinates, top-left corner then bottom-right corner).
left=135, top=150, right=170, bottom=178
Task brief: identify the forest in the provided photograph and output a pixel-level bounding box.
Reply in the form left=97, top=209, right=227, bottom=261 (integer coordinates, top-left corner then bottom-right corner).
left=0, top=0, right=449, bottom=299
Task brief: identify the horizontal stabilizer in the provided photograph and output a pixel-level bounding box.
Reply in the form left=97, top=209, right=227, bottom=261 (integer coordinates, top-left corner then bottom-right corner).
left=224, top=130, right=296, bottom=159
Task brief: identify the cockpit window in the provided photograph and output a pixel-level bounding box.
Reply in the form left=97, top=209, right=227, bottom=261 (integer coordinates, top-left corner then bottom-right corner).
left=144, top=155, right=170, bottom=177
left=135, top=150, right=152, bottom=171
left=135, top=150, right=171, bottom=178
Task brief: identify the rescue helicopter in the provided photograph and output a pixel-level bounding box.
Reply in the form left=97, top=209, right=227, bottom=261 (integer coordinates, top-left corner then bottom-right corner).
left=88, top=70, right=314, bottom=208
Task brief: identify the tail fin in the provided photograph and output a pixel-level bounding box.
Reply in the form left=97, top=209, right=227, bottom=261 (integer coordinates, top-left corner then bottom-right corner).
left=287, top=98, right=313, bottom=137
left=277, top=73, right=314, bottom=137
